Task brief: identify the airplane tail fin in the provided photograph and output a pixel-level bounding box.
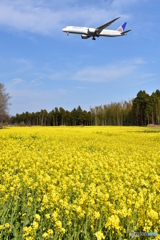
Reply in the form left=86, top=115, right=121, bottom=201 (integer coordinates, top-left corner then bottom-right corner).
left=117, top=22, right=127, bottom=33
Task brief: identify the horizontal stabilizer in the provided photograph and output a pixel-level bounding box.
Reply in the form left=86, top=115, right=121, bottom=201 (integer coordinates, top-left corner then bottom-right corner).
left=121, top=29, right=131, bottom=35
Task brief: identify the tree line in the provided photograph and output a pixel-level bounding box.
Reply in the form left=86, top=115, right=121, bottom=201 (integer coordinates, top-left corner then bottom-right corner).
left=10, top=106, right=92, bottom=126
left=0, top=83, right=160, bottom=127
left=90, top=89, right=160, bottom=126
left=9, top=89, right=160, bottom=126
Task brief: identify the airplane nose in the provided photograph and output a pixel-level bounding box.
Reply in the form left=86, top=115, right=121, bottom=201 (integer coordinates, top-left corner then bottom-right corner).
left=62, top=28, right=66, bottom=32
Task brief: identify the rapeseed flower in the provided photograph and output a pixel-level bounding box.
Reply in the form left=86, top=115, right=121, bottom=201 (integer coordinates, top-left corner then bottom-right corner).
left=34, top=214, right=40, bottom=222
left=0, top=126, right=160, bottom=239
left=95, top=230, right=105, bottom=240
left=45, top=214, right=50, bottom=219
left=47, top=229, right=53, bottom=235
left=105, top=215, right=120, bottom=230
left=42, top=232, right=48, bottom=238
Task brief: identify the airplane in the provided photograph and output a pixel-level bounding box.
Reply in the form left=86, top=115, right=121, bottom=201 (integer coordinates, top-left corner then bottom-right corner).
left=62, top=17, right=131, bottom=40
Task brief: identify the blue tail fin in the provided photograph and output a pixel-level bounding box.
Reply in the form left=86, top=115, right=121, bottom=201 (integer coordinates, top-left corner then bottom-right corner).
left=117, top=22, right=127, bottom=32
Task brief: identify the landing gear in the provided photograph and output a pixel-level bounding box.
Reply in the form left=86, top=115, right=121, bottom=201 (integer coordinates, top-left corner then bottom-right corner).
left=92, top=37, right=96, bottom=40
left=67, top=32, right=69, bottom=36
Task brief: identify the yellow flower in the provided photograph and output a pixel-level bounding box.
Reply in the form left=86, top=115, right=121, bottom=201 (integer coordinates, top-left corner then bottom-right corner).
left=52, top=211, right=58, bottom=221
left=61, top=228, right=65, bottom=235
left=105, top=215, right=120, bottom=230
left=45, top=214, right=50, bottom=219
left=34, top=214, right=40, bottom=222
left=95, top=211, right=100, bottom=220
left=55, top=220, right=62, bottom=229
left=55, top=220, right=65, bottom=234
left=47, top=229, right=53, bottom=235
left=42, top=195, right=48, bottom=205
left=67, top=221, right=72, bottom=226
left=42, top=232, right=49, bottom=238
left=95, top=230, right=105, bottom=240
left=0, top=225, right=4, bottom=230
left=1, top=126, right=160, bottom=239
left=4, top=223, right=10, bottom=229
left=32, top=221, right=39, bottom=231
left=147, top=209, right=158, bottom=220
left=76, top=206, right=82, bottom=213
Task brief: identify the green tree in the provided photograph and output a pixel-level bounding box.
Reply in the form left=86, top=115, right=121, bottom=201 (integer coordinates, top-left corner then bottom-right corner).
left=71, top=108, right=77, bottom=125
left=64, top=110, right=71, bottom=126
left=76, top=106, right=83, bottom=125
left=59, top=107, right=66, bottom=125
left=132, top=90, right=149, bottom=126
left=54, top=107, right=59, bottom=126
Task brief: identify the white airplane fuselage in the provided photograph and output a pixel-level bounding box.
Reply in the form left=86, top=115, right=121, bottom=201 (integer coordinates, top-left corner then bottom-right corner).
left=62, top=26, right=122, bottom=38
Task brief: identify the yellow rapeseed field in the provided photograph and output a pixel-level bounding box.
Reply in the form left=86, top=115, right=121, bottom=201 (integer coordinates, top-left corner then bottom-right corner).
left=0, top=126, right=160, bottom=239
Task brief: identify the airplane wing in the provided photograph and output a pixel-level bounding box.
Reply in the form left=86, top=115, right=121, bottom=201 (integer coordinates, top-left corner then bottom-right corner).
left=96, top=17, right=120, bottom=33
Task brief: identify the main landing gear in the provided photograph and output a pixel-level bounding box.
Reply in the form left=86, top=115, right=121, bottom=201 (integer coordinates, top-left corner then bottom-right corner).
left=92, top=37, right=96, bottom=40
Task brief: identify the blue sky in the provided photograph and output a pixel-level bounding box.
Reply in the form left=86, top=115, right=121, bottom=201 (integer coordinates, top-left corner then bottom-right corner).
left=0, top=0, right=160, bottom=116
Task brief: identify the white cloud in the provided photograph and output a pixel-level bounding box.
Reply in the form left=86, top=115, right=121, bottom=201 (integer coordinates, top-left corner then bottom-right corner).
left=30, top=57, right=152, bottom=84
left=33, top=71, right=69, bottom=82
left=139, top=73, right=156, bottom=79
left=0, top=0, right=133, bottom=35
left=73, top=63, right=136, bottom=82
left=75, top=86, right=87, bottom=90
left=134, top=58, right=147, bottom=65
left=71, top=57, right=156, bottom=83
left=31, top=79, right=43, bottom=86
left=111, top=0, right=138, bottom=9
left=0, top=0, right=67, bottom=34
left=12, top=78, right=25, bottom=84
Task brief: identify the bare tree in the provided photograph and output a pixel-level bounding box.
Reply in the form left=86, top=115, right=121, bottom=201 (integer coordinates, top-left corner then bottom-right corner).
left=0, top=83, right=11, bottom=128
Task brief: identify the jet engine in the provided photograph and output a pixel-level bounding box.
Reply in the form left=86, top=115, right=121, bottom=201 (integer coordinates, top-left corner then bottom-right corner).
left=81, top=34, right=89, bottom=39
